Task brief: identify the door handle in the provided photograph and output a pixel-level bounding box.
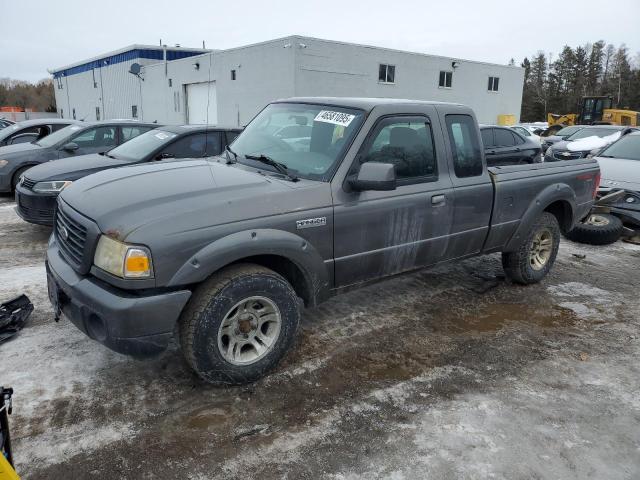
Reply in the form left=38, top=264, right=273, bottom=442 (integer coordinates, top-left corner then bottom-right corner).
left=431, top=194, right=446, bottom=205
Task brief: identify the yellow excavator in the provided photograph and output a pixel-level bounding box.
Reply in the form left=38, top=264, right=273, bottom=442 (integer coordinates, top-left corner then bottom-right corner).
left=547, top=96, right=639, bottom=127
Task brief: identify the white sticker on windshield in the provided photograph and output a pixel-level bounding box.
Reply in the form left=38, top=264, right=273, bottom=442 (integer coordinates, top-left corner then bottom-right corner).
left=155, top=132, right=172, bottom=140
left=314, top=110, right=355, bottom=127
left=70, top=126, right=81, bottom=131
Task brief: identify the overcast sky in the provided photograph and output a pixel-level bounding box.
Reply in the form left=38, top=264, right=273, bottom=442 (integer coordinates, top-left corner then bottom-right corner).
left=2, top=0, right=639, bottom=83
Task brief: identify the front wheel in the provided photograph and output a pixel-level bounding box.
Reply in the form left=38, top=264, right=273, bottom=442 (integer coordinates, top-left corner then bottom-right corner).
left=178, top=263, right=301, bottom=385
left=502, top=212, right=561, bottom=285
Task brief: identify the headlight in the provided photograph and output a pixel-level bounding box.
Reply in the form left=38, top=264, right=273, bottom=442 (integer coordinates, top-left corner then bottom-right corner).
left=0, top=160, right=8, bottom=168
left=93, top=235, right=153, bottom=279
left=33, top=180, right=73, bottom=193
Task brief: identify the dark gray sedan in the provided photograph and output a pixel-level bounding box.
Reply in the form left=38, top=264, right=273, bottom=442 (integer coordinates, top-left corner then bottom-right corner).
left=0, top=120, right=156, bottom=192
left=480, top=125, right=542, bottom=165
left=15, top=125, right=241, bottom=225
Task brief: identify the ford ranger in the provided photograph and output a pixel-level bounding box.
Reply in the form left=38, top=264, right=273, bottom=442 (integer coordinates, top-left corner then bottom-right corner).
left=46, top=98, right=600, bottom=385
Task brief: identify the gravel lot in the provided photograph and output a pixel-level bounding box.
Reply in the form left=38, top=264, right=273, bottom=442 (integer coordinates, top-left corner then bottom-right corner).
left=1, top=192, right=639, bottom=479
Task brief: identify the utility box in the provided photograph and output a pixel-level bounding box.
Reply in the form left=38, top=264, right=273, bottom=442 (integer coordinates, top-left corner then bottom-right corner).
left=497, top=114, right=516, bottom=126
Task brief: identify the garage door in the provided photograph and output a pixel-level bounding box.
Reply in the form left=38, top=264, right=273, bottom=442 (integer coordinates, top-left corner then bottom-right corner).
left=186, top=82, right=218, bottom=125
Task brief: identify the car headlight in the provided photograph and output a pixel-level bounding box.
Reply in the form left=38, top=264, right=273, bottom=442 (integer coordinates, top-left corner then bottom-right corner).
left=93, top=235, right=153, bottom=279
left=0, top=160, right=8, bottom=168
left=33, top=180, right=73, bottom=193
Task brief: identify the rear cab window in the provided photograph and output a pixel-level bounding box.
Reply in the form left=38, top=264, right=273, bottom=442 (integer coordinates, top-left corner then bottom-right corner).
left=445, top=114, right=483, bottom=178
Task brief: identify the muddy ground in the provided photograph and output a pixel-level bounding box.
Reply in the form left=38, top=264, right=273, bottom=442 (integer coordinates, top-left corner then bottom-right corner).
left=0, top=192, right=639, bottom=479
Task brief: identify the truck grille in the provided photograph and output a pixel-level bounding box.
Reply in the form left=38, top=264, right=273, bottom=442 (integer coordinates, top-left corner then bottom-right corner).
left=55, top=205, right=88, bottom=268
left=21, top=176, right=37, bottom=190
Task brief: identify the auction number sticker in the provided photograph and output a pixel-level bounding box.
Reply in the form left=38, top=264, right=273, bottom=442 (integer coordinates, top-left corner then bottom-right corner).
left=155, top=132, right=174, bottom=140
left=314, top=110, right=355, bottom=127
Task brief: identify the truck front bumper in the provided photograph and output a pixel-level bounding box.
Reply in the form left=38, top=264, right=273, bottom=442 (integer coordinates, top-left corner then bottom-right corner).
left=46, top=236, right=192, bottom=358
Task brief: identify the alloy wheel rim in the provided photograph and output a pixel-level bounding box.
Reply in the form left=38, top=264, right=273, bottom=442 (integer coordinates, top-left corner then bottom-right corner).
left=217, top=296, right=282, bottom=365
left=585, top=214, right=610, bottom=226
left=529, top=229, right=553, bottom=271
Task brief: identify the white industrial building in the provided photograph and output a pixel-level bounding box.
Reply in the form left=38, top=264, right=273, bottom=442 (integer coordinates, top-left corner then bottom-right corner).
left=51, top=36, right=525, bottom=126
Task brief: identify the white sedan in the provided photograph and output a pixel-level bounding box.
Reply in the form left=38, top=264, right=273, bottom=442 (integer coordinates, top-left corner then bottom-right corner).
left=510, top=125, right=541, bottom=144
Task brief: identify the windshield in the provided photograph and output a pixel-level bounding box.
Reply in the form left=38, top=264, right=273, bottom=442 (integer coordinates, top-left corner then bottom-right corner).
left=35, top=124, right=84, bottom=147
left=599, top=135, right=640, bottom=161
left=108, top=129, right=178, bottom=161
left=567, top=128, right=619, bottom=141
left=556, top=126, right=582, bottom=137
left=0, top=123, right=23, bottom=142
left=230, top=103, right=365, bottom=180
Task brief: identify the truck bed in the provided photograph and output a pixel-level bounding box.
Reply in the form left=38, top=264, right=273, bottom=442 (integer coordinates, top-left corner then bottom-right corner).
left=484, top=159, right=599, bottom=253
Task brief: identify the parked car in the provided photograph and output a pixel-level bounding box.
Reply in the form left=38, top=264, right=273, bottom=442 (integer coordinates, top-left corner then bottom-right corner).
left=0, top=118, right=79, bottom=147
left=0, top=120, right=156, bottom=192
left=480, top=125, right=542, bottom=165
left=594, top=131, right=640, bottom=229
left=541, top=125, right=585, bottom=153
left=46, top=97, right=599, bottom=385
left=16, top=125, right=242, bottom=226
left=545, top=125, right=638, bottom=162
left=510, top=125, right=541, bottom=144
left=0, top=118, right=15, bottom=129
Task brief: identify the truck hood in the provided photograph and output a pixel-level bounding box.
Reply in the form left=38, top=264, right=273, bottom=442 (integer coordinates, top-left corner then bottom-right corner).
left=60, top=158, right=307, bottom=239
left=596, top=157, right=640, bottom=192
left=23, top=153, right=131, bottom=182
left=0, top=142, right=42, bottom=157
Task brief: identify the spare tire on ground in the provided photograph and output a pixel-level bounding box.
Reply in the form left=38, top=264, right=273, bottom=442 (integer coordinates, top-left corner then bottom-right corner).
left=565, top=213, right=623, bottom=245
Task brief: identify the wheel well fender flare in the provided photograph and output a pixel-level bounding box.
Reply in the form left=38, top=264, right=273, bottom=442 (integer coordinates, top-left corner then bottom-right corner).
left=167, top=229, right=330, bottom=305
left=503, top=183, right=576, bottom=252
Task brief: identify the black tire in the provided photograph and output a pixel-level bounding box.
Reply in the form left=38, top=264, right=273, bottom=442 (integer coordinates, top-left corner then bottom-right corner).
left=565, top=213, right=623, bottom=245
left=178, top=263, right=300, bottom=385
left=502, top=211, right=561, bottom=285
left=11, top=166, right=31, bottom=191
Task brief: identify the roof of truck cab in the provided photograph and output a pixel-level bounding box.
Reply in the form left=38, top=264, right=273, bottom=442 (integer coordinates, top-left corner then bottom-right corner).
left=158, top=125, right=243, bottom=134
left=277, top=97, right=465, bottom=111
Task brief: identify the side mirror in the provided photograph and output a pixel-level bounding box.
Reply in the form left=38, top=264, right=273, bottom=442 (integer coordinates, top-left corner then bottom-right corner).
left=349, top=162, right=396, bottom=192
left=62, top=142, right=79, bottom=152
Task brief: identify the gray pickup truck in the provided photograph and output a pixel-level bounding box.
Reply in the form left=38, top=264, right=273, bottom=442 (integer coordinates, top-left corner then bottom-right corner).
left=46, top=98, right=599, bottom=385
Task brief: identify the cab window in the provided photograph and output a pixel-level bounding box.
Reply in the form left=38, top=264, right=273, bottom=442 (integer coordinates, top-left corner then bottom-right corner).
left=360, top=116, right=437, bottom=182
left=446, top=114, right=483, bottom=178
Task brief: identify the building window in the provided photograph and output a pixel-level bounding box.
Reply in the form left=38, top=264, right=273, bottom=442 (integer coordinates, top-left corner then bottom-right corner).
left=231, top=69, right=236, bottom=81
left=488, top=76, right=500, bottom=92
left=132, top=105, right=138, bottom=119
left=168, top=78, right=172, bottom=87
left=72, top=108, right=76, bottom=120
left=439, top=71, right=453, bottom=88
left=378, top=64, right=395, bottom=84
left=95, top=107, right=100, bottom=121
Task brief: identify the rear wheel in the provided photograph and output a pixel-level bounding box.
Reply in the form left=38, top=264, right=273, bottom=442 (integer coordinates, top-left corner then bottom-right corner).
left=178, top=263, right=300, bottom=385
left=565, top=213, right=623, bottom=246
left=502, top=212, right=561, bottom=284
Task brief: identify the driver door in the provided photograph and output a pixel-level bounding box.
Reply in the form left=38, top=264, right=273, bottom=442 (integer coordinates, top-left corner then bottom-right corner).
left=332, top=111, right=454, bottom=287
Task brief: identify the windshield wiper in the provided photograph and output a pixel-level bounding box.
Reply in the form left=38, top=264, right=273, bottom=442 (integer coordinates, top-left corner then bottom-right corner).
left=244, top=154, right=299, bottom=182
left=225, top=145, right=239, bottom=164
